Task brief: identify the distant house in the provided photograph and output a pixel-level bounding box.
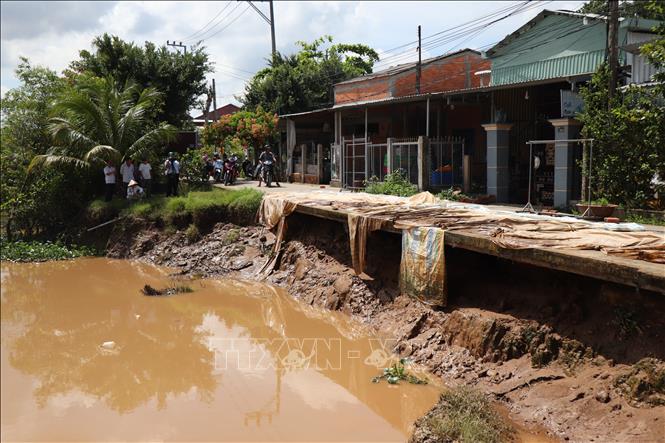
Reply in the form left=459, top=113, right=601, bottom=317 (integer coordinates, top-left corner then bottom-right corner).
left=193, top=103, right=241, bottom=127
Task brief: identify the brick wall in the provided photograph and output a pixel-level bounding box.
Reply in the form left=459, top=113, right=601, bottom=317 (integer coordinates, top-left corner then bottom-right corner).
left=333, top=51, right=491, bottom=105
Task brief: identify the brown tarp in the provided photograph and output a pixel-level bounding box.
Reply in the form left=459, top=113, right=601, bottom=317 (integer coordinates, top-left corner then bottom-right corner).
left=257, top=192, right=665, bottom=266
left=257, top=196, right=298, bottom=275
left=348, top=213, right=385, bottom=274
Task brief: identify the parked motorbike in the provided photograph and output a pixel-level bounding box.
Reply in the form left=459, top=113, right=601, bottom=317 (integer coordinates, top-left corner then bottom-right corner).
left=241, top=157, right=254, bottom=179
left=223, top=155, right=239, bottom=186
left=213, top=166, right=223, bottom=183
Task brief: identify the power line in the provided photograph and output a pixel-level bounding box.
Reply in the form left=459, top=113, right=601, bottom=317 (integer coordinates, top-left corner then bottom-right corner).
left=181, top=1, right=233, bottom=42
left=185, top=2, right=242, bottom=43
left=198, top=4, right=251, bottom=42
left=372, top=1, right=533, bottom=69
left=373, top=1, right=546, bottom=70
left=375, top=1, right=528, bottom=57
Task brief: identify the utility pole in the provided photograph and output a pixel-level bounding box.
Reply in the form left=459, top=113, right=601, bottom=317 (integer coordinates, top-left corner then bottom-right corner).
left=244, top=0, right=276, bottom=61
left=607, top=0, right=619, bottom=100
left=416, top=25, right=422, bottom=94
left=212, top=79, right=218, bottom=121
left=166, top=40, right=187, bottom=54
left=269, top=0, right=276, bottom=59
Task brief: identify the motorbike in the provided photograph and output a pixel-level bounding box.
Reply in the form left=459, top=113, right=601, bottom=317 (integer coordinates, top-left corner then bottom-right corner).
left=213, top=163, right=223, bottom=183
left=261, top=159, right=274, bottom=187
left=241, top=157, right=254, bottom=179
left=223, top=156, right=239, bottom=186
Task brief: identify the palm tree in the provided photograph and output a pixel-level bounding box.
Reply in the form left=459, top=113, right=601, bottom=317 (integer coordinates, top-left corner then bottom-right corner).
left=29, top=77, right=176, bottom=171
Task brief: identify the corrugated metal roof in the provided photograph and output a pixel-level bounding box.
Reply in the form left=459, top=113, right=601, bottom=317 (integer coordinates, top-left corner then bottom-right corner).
left=279, top=107, right=333, bottom=118
left=278, top=75, right=583, bottom=118
left=490, top=49, right=606, bottom=86
left=486, top=9, right=660, bottom=57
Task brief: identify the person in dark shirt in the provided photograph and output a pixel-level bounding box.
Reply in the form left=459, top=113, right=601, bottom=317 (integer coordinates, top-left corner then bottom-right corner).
left=257, top=145, right=280, bottom=187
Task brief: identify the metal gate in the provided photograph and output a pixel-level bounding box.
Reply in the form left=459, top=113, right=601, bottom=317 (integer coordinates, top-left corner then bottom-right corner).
left=342, top=137, right=368, bottom=189
left=367, top=142, right=388, bottom=182
left=430, top=136, right=464, bottom=187
left=391, top=138, right=419, bottom=185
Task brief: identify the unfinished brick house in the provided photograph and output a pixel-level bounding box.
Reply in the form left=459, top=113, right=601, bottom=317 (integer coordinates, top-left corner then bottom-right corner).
left=281, top=49, right=491, bottom=187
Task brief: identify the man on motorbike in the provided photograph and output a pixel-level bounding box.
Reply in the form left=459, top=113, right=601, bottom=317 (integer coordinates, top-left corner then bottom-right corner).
left=257, top=145, right=281, bottom=188
left=222, top=153, right=238, bottom=185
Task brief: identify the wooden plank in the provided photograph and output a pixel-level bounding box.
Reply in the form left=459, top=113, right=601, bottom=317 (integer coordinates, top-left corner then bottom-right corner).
left=293, top=204, right=665, bottom=294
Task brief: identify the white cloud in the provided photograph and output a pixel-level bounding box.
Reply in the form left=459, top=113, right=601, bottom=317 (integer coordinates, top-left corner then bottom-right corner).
left=1, top=0, right=587, bottom=108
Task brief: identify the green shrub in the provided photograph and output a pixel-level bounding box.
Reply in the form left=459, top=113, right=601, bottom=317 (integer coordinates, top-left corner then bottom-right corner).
left=426, top=386, right=512, bottom=443
left=0, top=239, right=97, bottom=262
left=365, top=171, right=418, bottom=197
left=184, top=224, right=201, bottom=243
left=438, top=187, right=471, bottom=202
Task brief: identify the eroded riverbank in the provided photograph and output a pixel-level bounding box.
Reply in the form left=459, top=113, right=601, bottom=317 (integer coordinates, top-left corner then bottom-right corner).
left=105, top=216, right=665, bottom=442
left=1, top=258, right=441, bottom=442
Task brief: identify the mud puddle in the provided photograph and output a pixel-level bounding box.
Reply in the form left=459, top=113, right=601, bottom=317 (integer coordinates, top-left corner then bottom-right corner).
left=1, top=258, right=440, bottom=442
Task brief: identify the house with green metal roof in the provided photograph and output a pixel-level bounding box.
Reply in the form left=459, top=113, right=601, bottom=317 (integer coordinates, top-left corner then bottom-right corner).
left=486, top=9, right=662, bottom=87
left=478, top=9, right=662, bottom=207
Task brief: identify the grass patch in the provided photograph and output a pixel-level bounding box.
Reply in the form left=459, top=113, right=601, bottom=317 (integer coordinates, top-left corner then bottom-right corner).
left=624, top=213, right=665, bottom=226
left=426, top=386, right=512, bottom=443
left=614, top=358, right=665, bottom=406
left=84, top=188, right=263, bottom=232
left=1, top=239, right=97, bottom=262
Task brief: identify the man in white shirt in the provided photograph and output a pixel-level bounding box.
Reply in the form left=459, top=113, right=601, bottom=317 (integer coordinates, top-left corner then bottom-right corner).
left=119, top=158, right=135, bottom=195
left=103, top=160, right=116, bottom=201
left=138, top=158, right=152, bottom=197
left=164, top=152, right=181, bottom=197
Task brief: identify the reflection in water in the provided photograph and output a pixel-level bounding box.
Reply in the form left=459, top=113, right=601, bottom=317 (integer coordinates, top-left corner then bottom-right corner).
left=1, top=258, right=441, bottom=442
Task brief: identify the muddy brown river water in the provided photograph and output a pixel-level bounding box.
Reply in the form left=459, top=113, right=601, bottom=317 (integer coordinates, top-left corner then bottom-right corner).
left=1, top=258, right=442, bottom=442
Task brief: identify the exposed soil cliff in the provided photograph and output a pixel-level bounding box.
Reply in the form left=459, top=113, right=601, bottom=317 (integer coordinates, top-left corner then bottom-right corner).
left=107, top=215, right=665, bottom=442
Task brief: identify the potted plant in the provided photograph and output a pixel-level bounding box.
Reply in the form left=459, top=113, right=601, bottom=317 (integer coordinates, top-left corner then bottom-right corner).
left=576, top=197, right=618, bottom=218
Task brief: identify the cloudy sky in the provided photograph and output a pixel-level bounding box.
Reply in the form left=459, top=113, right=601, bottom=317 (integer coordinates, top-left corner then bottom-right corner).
left=1, top=0, right=586, bottom=105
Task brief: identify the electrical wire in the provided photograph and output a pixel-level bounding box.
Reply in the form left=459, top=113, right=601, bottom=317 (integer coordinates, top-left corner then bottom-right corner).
left=185, top=2, right=242, bottom=43
left=373, top=0, right=549, bottom=70
left=181, top=1, right=233, bottom=42
left=198, top=4, right=251, bottom=43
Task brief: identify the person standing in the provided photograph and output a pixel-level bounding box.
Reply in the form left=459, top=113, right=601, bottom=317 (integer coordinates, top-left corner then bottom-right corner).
left=164, top=152, right=180, bottom=197
left=138, top=158, right=152, bottom=197
left=119, top=158, right=135, bottom=196
left=103, top=160, right=116, bottom=201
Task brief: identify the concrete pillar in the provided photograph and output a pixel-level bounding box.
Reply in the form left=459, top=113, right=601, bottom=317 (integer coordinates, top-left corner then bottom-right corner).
left=387, top=138, right=394, bottom=175
left=286, top=119, right=296, bottom=180
left=301, top=143, right=306, bottom=183
left=549, top=118, right=582, bottom=208
left=463, top=154, right=471, bottom=194
left=317, top=143, right=323, bottom=184
left=417, top=135, right=430, bottom=191
left=482, top=123, right=512, bottom=203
